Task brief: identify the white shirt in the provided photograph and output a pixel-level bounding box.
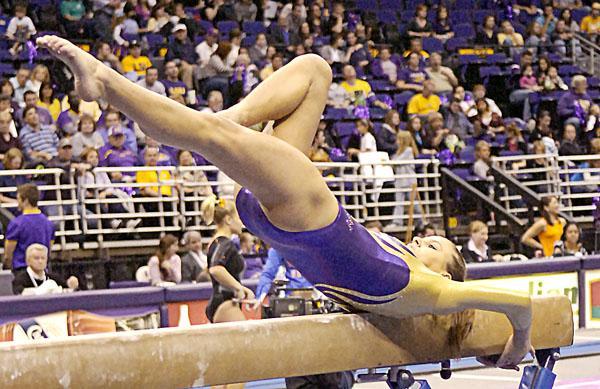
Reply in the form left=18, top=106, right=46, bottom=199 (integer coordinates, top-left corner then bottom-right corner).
left=360, top=132, right=377, bottom=152
left=467, top=239, right=489, bottom=261
left=195, top=41, right=218, bottom=67
left=7, top=16, right=36, bottom=37
left=188, top=250, right=208, bottom=270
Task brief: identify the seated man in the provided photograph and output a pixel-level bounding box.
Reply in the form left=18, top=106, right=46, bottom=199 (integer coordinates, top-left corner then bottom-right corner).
left=15, top=90, right=54, bottom=128
left=12, top=243, right=79, bottom=295
left=136, top=147, right=177, bottom=226
left=3, top=184, right=55, bottom=274
left=19, top=106, right=59, bottom=166
left=98, top=126, right=138, bottom=183
left=180, top=230, right=209, bottom=283
left=425, top=52, right=458, bottom=95
left=120, top=41, right=152, bottom=81
left=407, top=80, right=441, bottom=117
left=339, top=64, right=390, bottom=110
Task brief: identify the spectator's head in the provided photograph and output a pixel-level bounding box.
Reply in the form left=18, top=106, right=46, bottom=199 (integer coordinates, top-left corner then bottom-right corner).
left=300, top=22, right=310, bottom=36
left=415, top=4, right=427, bottom=18
left=407, top=52, right=420, bottom=68
left=229, top=28, right=243, bottom=46
left=571, top=75, right=588, bottom=94
left=172, top=23, right=188, bottom=41
left=104, top=110, right=121, bottom=129
left=164, top=61, right=179, bottom=80
left=292, top=3, right=304, bottom=18
left=520, top=51, right=534, bottom=68
left=522, top=64, right=534, bottom=77
left=342, top=64, right=356, bottom=82
left=145, top=67, right=159, bottom=86
left=429, top=52, right=442, bottom=69
left=201, top=195, right=243, bottom=234
left=483, top=15, right=496, bottom=30
left=16, top=68, right=30, bottom=88
left=345, top=30, right=358, bottom=46
left=562, top=222, right=581, bottom=247
left=379, top=46, right=392, bottom=61
left=95, top=41, right=112, bottom=59
left=14, top=4, right=27, bottom=18
left=182, top=230, right=202, bottom=253
left=174, top=2, right=185, bottom=17
left=560, top=9, right=572, bottom=23
left=548, top=66, right=559, bottom=79
left=0, top=111, right=11, bottom=134
left=277, top=14, right=288, bottom=27
left=453, top=85, right=465, bottom=101
left=3, top=148, right=23, bottom=170
left=556, top=18, right=568, bottom=33
left=143, top=146, right=160, bottom=166
left=57, top=138, right=73, bottom=161
left=239, top=232, right=256, bottom=254
left=476, top=98, right=490, bottom=114
left=266, top=45, right=277, bottom=59
left=593, top=2, right=600, bottom=17
left=80, top=147, right=99, bottom=167
left=330, top=33, right=344, bottom=48
left=23, top=90, right=38, bottom=107
left=468, top=220, right=488, bottom=247
left=39, top=82, right=55, bottom=103
left=332, top=1, right=345, bottom=16
left=540, top=195, right=560, bottom=223
left=213, top=41, right=232, bottom=60
left=17, top=183, right=39, bottom=209
left=272, top=53, right=284, bottom=71
left=177, top=149, right=195, bottom=166
left=449, top=98, right=462, bottom=114
left=407, top=115, right=422, bottom=133
left=397, top=130, right=418, bottom=157
left=67, top=91, right=81, bottom=112
left=129, top=41, right=142, bottom=57
left=255, top=32, right=267, bottom=48
left=206, top=90, right=223, bottom=112
left=365, top=221, right=383, bottom=232
left=205, top=28, right=219, bottom=46
left=538, top=56, right=551, bottom=74
left=409, top=38, right=423, bottom=54
left=532, top=139, right=546, bottom=155
left=414, top=223, right=436, bottom=237
left=25, top=244, right=48, bottom=274
left=427, top=112, right=444, bottom=130
left=31, top=64, right=50, bottom=85
left=156, top=234, right=179, bottom=262
left=23, top=106, right=39, bottom=128
left=355, top=119, right=372, bottom=135
left=422, top=80, right=434, bottom=97
left=500, top=20, right=514, bottom=34
left=384, top=109, right=401, bottom=129
left=108, top=126, right=126, bottom=148
left=562, top=123, right=577, bottom=142
left=294, top=44, right=307, bottom=56
left=475, top=140, right=491, bottom=163
left=527, top=21, right=543, bottom=38
left=506, top=122, right=522, bottom=139
left=0, top=80, right=14, bottom=98
left=537, top=110, right=552, bottom=134
left=437, top=5, right=448, bottom=21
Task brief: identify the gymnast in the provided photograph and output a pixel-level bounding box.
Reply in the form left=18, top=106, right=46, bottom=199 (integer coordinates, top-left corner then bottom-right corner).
left=37, top=35, right=533, bottom=370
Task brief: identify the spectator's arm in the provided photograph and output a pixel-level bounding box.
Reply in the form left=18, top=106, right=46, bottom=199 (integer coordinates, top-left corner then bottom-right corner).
left=3, top=240, right=16, bottom=269
left=148, top=257, right=163, bottom=285
left=203, top=1, right=222, bottom=21
left=113, top=25, right=127, bottom=47
left=521, top=219, right=546, bottom=251
left=443, top=67, right=459, bottom=87
left=170, top=255, right=182, bottom=283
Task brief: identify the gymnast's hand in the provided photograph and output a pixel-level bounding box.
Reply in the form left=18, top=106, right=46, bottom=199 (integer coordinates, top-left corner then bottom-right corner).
left=477, top=331, right=533, bottom=371
left=235, top=286, right=255, bottom=302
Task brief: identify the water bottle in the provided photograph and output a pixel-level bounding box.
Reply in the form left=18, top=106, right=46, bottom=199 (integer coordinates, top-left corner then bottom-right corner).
left=178, top=304, right=191, bottom=327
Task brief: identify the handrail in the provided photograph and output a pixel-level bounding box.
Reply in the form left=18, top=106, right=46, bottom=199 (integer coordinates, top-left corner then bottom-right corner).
left=440, top=168, right=525, bottom=237
left=489, top=165, right=574, bottom=224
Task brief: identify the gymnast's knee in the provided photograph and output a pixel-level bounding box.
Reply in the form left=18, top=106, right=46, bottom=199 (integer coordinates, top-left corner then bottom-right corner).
left=293, top=54, right=333, bottom=82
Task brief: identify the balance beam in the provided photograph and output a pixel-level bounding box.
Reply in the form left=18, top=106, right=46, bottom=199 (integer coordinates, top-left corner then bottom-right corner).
left=0, top=295, right=572, bottom=388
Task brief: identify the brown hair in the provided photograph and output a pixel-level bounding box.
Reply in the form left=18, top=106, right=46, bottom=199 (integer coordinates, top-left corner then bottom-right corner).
left=383, top=109, right=400, bottom=129
left=540, top=195, right=558, bottom=225
left=80, top=147, right=98, bottom=162
left=213, top=41, right=233, bottom=60
left=156, top=234, right=179, bottom=279
left=4, top=148, right=23, bottom=169
left=17, top=183, right=40, bottom=207
left=77, top=113, right=96, bottom=132
left=201, top=195, right=236, bottom=225
left=396, top=131, right=418, bottom=157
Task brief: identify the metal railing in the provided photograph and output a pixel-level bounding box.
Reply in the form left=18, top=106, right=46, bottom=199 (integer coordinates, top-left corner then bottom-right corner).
left=573, top=33, right=600, bottom=76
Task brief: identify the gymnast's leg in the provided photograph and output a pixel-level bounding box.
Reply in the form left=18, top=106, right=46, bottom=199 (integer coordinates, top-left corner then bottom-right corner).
left=37, top=36, right=338, bottom=232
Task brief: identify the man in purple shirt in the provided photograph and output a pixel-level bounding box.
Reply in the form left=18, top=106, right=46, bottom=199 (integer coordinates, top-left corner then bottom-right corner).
left=96, top=109, right=138, bottom=152
left=98, top=126, right=138, bottom=182
left=3, top=183, right=55, bottom=273
left=162, top=60, right=189, bottom=103
left=395, top=52, right=430, bottom=105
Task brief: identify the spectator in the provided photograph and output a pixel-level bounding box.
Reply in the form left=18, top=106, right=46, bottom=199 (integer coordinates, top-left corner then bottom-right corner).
left=29, top=64, right=50, bottom=95
left=308, top=129, right=332, bottom=163
left=445, top=98, right=473, bottom=139
left=407, top=4, right=433, bottom=38
left=3, top=184, right=55, bottom=273
left=543, top=66, right=568, bottom=92
left=138, top=137, right=175, bottom=166
left=19, top=106, right=59, bottom=165
left=403, top=37, right=430, bottom=61
left=556, top=222, right=588, bottom=257
left=112, top=2, right=142, bottom=47
left=525, top=21, right=549, bottom=57
left=344, top=30, right=370, bottom=71
left=347, top=119, right=377, bottom=159
left=71, top=114, right=104, bottom=157
left=0, top=112, right=20, bottom=160
left=324, top=1, right=345, bottom=35
left=270, top=14, right=292, bottom=46
left=476, top=15, right=498, bottom=46
left=425, top=52, right=458, bottom=94
left=56, top=91, right=84, bottom=136
left=531, top=111, right=558, bottom=154
left=177, top=149, right=213, bottom=197
left=162, top=60, right=188, bottom=102
left=407, top=80, right=441, bottom=117
left=372, top=47, right=398, bottom=83
left=60, top=0, right=86, bottom=38
left=320, top=33, right=345, bottom=65
left=558, top=123, right=584, bottom=156
left=340, top=64, right=390, bottom=110
left=558, top=75, right=592, bottom=130
left=414, top=223, right=436, bottom=237
left=521, top=196, right=566, bottom=258
left=196, top=29, right=219, bottom=68
left=552, top=19, right=581, bottom=57
left=172, top=3, right=198, bottom=40
left=98, top=126, right=138, bottom=183
left=148, top=234, right=182, bottom=285
left=461, top=221, right=502, bottom=263
left=38, top=82, right=61, bottom=122
left=15, top=90, right=53, bottom=128
left=514, top=1, right=538, bottom=16
left=136, top=67, right=166, bottom=96
left=476, top=98, right=505, bottom=135
left=60, top=90, right=102, bottom=122
left=146, top=3, right=170, bottom=34
left=537, top=56, right=551, bottom=85
left=226, top=28, right=242, bottom=68
left=6, top=4, right=36, bottom=57
left=423, top=112, right=450, bottom=153
left=9, top=68, right=34, bottom=108
left=97, top=110, right=137, bottom=152
left=510, top=64, right=542, bottom=121
left=389, top=131, right=419, bottom=228
left=234, top=0, right=257, bottom=22
left=0, top=95, right=17, bottom=137
left=559, top=8, right=580, bottom=33
left=0, top=148, right=27, bottom=229
left=229, top=53, right=260, bottom=103
left=121, top=41, right=152, bottom=81
left=505, top=123, right=528, bottom=154
left=95, top=41, right=123, bottom=73
left=201, top=41, right=234, bottom=100
left=12, top=243, right=79, bottom=294
left=377, top=110, right=401, bottom=156
left=136, top=146, right=176, bottom=225
left=473, top=140, right=493, bottom=180
left=201, top=90, right=224, bottom=114
left=165, top=24, right=198, bottom=89
left=535, top=4, right=557, bottom=37
left=259, top=51, right=284, bottom=80
left=580, top=2, right=600, bottom=40
left=180, top=231, right=209, bottom=283
left=406, top=115, right=425, bottom=151
left=396, top=52, right=428, bottom=95
left=471, top=84, right=502, bottom=118
left=255, top=247, right=312, bottom=305
left=586, top=104, right=600, bottom=135
left=433, top=5, right=454, bottom=42
left=248, top=32, right=268, bottom=64
left=498, top=20, right=524, bottom=56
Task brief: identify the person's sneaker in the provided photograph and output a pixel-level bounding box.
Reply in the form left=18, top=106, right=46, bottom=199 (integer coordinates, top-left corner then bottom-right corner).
left=110, top=219, right=123, bottom=229
left=126, top=218, right=142, bottom=229
left=383, top=223, right=402, bottom=232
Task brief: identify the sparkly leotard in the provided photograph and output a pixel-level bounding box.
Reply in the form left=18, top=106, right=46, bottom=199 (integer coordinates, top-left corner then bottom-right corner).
left=236, top=188, right=413, bottom=309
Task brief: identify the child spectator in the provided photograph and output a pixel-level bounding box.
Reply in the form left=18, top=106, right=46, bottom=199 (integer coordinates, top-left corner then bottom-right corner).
left=148, top=234, right=181, bottom=285
left=543, top=66, right=568, bottom=91
left=461, top=221, right=502, bottom=263
left=6, top=4, right=36, bottom=57
left=473, top=140, right=493, bottom=180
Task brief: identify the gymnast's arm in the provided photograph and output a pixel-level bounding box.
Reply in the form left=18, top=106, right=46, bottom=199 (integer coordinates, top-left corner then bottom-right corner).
left=209, top=266, right=254, bottom=301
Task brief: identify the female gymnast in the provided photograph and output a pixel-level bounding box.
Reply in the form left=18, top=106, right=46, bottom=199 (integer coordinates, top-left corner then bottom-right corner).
left=37, top=35, right=532, bottom=369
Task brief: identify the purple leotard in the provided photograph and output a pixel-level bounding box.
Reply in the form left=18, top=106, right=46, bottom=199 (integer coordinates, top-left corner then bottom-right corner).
left=236, top=188, right=413, bottom=308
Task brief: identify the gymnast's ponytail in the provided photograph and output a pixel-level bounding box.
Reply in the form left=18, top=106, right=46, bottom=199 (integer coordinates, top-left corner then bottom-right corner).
left=201, top=195, right=235, bottom=226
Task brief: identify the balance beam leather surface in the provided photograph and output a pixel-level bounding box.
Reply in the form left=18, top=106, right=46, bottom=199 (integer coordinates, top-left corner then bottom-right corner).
left=0, top=295, right=573, bottom=388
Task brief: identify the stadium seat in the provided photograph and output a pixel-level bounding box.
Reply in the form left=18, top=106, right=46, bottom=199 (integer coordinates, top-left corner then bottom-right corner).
left=335, top=122, right=358, bottom=137
left=379, top=0, right=401, bottom=10
left=242, top=21, right=266, bottom=35
left=572, top=9, right=590, bottom=23
left=454, top=24, right=476, bottom=40
left=445, top=37, right=468, bottom=52
left=460, top=145, right=476, bottom=163
left=135, top=266, right=151, bottom=282
left=450, top=11, right=473, bottom=25
left=216, top=20, right=238, bottom=35
left=377, top=10, right=398, bottom=25
left=422, top=37, right=443, bottom=53
left=371, top=79, right=396, bottom=92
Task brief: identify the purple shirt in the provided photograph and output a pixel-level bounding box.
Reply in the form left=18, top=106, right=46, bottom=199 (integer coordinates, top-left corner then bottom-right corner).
left=56, top=110, right=80, bottom=136
left=398, top=67, right=429, bottom=85
left=97, top=126, right=138, bottom=153
left=161, top=79, right=188, bottom=99
left=98, top=144, right=138, bottom=170
left=6, top=210, right=55, bottom=270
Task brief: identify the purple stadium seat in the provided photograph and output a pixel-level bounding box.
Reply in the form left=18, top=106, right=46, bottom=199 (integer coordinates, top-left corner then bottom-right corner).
left=450, top=11, right=472, bottom=25
left=370, top=107, right=387, bottom=120
left=216, top=20, right=239, bottom=34
left=499, top=150, right=524, bottom=157
left=199, top=20, right=214, bottom=33
left=394, top=93, right=413, bottom=108
left=445, top=37, right=468, bottom=52
left=479, top=65, right=502, bottom=84
left=335, top=122, right=358, bottom=137
left=377, top=10, right=398, bottom=25
left=371, top=79, right=395, bottom=92
left=242, top=21, right=266, bottom=35
left=379, top=0, right=401, bottom=10
left=460, top=145, right=476, bottom=163
left=422, top=37, right=443, bottom=53
left=487, top=52, right=510, bottom=65
left=372, top=121, right=383, bottom=136
left=473, top=10, right=494, bottom=25
left=588, top=77, right=600, bottom=88
left=242, top=34, right=256, bottom=47
left=324, top=108, right=351, bottom=121
left=0, top=63, right=15, bottom=77
left=356, top=0, right=373, bottom=11
left=454, top=24, right=475, bottom=40
left=558, top=65, right=580, bottom=76
left=146, top=33, right=165, bottom=49
left=572, top=9, right=590, bottom=24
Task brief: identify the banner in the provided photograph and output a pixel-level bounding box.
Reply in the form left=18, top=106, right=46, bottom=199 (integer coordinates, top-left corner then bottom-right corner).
left=585, top=270, right=600, bottom=329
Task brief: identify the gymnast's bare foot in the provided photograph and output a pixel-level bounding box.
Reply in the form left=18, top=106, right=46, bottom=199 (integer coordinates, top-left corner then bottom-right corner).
left=36, top=36, right=106, bottom=102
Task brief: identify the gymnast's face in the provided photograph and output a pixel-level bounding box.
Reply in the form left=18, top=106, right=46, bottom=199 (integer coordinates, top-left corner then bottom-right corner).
left=408, top=236, right=455, bottom=279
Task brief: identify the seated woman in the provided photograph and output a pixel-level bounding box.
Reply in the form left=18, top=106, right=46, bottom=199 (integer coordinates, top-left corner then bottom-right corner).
left=148, top=234, right=182, bottom=286
left=461, top=221, right=503, bottom=263
left=554, top=222, right=588, bottom=257
left=41, top=36, right=534, bottom=367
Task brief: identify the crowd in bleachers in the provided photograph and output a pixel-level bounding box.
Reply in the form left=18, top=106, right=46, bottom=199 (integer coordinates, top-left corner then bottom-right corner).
left=0, top=0, right=598, bottom=277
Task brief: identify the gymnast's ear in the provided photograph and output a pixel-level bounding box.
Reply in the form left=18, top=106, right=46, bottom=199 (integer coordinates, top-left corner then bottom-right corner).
left=440, top=271, right=452, bottom=280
